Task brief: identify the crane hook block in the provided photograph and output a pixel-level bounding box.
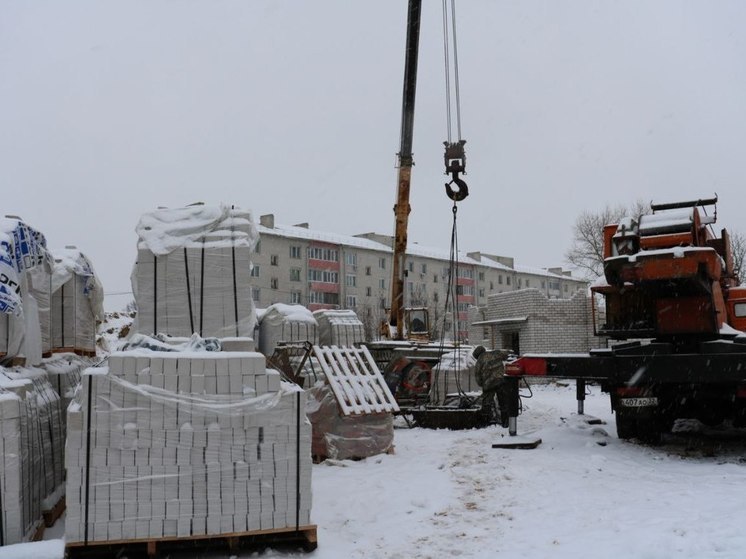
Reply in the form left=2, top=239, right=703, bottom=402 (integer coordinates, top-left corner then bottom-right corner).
left=445, top=172, right=469, bottom=201
left=443, top=140, right=468, bottom=201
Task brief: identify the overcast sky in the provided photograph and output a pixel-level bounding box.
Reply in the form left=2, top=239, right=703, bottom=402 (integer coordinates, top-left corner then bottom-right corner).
left=2, top=1, right=745, bottom=310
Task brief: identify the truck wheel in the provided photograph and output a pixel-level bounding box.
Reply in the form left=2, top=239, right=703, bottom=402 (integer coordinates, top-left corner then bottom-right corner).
left=614, top=409, right=638, bottom=440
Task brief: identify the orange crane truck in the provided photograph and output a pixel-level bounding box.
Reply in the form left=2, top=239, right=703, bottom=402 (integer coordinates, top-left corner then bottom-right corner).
left=504, top=197, right=746, bottom=443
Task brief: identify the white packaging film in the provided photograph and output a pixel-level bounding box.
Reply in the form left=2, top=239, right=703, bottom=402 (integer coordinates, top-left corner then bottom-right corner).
left=257, top=304, right=318, bottom=356
left=313, top=309, right=365, bottom=347
left=65, top=350, right=313, bottom=544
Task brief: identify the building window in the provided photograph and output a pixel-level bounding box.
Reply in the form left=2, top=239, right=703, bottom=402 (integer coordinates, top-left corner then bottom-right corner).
left=308, top=269, right=339, bottom=283
left=379, top=257, right=386, bottom=269
left=433, top=274, right=438, bottom=283
left=270, top=278, right=278, bottom=290
left=309, top=291, right=339, bottom=305
left=498, top=275, right=503, bottom=285
left=290, top=291, right=302, bottom=304
left=421, top=263, right=427, bottom=274
left=290, top=268, right=301, bottom=282
left=270, top=254, right=278, bottom=266
left=346, top=274, right=356, bottom=287
left=380, top=298, right=387, bottom=309
left=290, top=246, right=302, bottom=259
left=458, top=267, right=474, bottom=279
left=251, top=287, right=260, bottom=302
left=490, top=281, right=494, bottom=290
left=434, top=292, right=439, bottom=302
left=250, top=265, right=260, bottom=278
left=525, top=279, right=529, bottom=288
left=518, top=278, right=522, bottom=288
left=365, top=266, right=372, bottom=276
left=549, top=280, right=560, bottom=290
left=564, top=284, right=569, bottom=293
left=407, top=281, right=414, bottom=294
left=479, top=288, right=485, bottom=297
left=379, top=278, right=386, bottom=289
left=255, top=240, right=261, bottom=254
left=346, top=252, right=357, bottom=267
left=366, top=287, right=372, bottom=296
left=542, top=280, right=546, bottom=289
left=478, top=271, right=485, bottom=281
left=507, top=276, right=511, bottom=286
left=308, top=247, right=339, bottom=262
left=346, top=295, right=357, bottom=308
left=407, top=261, right=414, bottom=273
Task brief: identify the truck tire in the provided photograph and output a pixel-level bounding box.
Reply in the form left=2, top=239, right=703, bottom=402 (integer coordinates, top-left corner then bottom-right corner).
left=614, top=409, right=638, bottom=440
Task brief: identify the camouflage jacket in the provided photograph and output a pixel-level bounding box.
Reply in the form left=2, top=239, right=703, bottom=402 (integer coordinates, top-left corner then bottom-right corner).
left=474, top=350, right=510, bottom=391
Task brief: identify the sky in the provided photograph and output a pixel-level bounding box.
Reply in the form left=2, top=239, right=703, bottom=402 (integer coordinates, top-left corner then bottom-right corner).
left=2, top=1, right=746, bottom=310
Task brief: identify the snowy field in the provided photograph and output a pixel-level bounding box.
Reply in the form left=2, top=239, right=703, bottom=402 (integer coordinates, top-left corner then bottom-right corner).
left=4, top=383, right=746, bottom=559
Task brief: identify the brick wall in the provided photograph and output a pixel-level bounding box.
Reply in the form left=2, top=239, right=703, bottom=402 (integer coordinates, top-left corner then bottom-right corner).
left=469, top=288, right=606, bottom=354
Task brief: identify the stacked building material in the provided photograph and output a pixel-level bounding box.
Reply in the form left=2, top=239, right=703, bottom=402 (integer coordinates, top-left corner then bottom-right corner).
left=50, top=247, right=104, bottom=355
left=428, top=348, right=478, bottom=406
left=42, top=353, right=91, bottom=412
left=0, top=365, right=68, bottom=545
left=0, top=217, right=54, bottom=366
left=313, top=310, right=365, bottom=347
left=131, top=205, right=258, bottom=339
left=65, top=348, right=313, bottom=545
left=257, top=304, right=318, bottom=356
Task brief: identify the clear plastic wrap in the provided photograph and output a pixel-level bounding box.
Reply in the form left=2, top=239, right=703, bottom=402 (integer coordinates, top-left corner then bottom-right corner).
left=0, top=365, right=67, bottom=545
left=50, top=248, right=104, bottom=354
left=258, top=304, right=318, bottom=356
left=65, top=350, right=313, bottom=544
left=313, top=310, right=365, bottom=347
left=131, top=206, right=259, bottom=340
left=306, top=382, right=394, bottom=460
left=429, top=348, right=478, bottom=406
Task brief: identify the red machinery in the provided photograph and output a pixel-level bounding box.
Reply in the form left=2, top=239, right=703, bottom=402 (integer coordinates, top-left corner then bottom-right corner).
left=505, top=197, right=746, bottom=442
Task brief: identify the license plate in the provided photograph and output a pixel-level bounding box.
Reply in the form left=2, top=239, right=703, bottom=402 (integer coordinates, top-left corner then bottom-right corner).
left=619, top=397, right=658, bottom=408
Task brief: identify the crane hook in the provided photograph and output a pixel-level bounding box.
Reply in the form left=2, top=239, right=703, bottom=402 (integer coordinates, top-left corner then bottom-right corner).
left=445, top=172, right=468, bottom=202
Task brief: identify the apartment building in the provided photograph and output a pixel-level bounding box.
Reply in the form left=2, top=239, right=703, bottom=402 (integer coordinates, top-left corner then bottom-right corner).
left=251, top=214, right=588, bottom=341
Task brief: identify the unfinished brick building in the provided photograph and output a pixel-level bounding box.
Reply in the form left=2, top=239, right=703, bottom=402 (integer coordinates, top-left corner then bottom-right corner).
left=468, top=288, right=606, bottom=354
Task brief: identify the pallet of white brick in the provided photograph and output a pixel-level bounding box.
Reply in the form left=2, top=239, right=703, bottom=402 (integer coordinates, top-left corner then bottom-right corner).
left=0, top=365, right=68, bottom=546
left=0, top=217, right=54, bottom=366
left=428, top=348, right=479, bottom=406
left=258, top=303, right=318, bottom=357
left=65, top=347, right=314, bottom=552
left=313, top=310, right=365, bottom=347
left=131, top=205, right=258, bottom=339
left=50, top=247, right=104, bottom=356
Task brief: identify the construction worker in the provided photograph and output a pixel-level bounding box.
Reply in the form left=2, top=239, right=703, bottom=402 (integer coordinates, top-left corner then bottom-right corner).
left=472, top=346, right=511, bottom=427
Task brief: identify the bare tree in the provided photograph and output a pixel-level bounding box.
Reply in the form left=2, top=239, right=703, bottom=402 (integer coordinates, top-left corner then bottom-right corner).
left=565, top=200, right=648, bottom=279
left=730, top=230, right=746, bottom=285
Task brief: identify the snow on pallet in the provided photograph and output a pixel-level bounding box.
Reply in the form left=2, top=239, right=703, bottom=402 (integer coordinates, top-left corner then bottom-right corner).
left=312, top=345, right=399, bottom=416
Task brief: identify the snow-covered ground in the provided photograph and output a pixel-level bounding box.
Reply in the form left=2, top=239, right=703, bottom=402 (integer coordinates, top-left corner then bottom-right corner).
left=5, top=383, right=746, bottom=559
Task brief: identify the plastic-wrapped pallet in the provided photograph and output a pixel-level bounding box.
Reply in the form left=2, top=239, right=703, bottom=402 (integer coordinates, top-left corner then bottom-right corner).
left=258, top=304, right=318, bottom=356
left=42, top=353, right=91, bottom=412
left=131, top=205, right=259, bottom=339
left=428, top=348, right=478, bottom=406
left=313, top=309, right=365, bottom=347
left=0, top=217, right=53, bottom=366
left=50, top=247, right=104, bottom=354
left=306, top=382, right=394, bottom=460
left=65, top=348, right=313, bottom=545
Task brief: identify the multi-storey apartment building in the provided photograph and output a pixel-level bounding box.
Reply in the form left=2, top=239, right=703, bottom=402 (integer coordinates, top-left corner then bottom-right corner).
left=252, top=214, right=587, bottom=341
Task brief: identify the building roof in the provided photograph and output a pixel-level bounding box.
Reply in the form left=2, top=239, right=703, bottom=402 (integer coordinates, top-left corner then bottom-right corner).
left=258, top=220, right=585, bottom=283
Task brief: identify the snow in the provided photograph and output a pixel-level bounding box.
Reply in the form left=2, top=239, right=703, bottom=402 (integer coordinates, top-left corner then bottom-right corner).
left=260, top=303, right=318, bottom=325
left=17, top=383, right=746, bottom=558
left=136, top=204, right=258, bottom=255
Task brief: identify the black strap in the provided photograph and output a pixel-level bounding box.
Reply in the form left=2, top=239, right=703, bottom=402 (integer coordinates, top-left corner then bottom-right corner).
left=153, top=253, right=158, bottom=335
left=184, top=248, right=195, bottom=334
left=60, top=284, right=65, bottom=348
left=295, top=391, right=301, bottom=530
left=83, top=375, right=93, bottom=544
left=232, top=245, right=239, bottom=336
left=199, top=246, right=205, bottom=336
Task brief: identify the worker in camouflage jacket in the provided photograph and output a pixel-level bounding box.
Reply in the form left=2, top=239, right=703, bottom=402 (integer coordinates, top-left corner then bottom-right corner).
left=472, top=346, right=511, bottom=427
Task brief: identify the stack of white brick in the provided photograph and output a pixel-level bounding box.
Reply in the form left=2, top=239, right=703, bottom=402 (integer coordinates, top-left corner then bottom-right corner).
left=0, top=371, right=65, bottom=546
left=65, top=351, right=313, bottom=544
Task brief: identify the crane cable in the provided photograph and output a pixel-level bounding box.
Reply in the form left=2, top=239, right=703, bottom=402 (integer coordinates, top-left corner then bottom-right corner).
left=442, top=0, right=463, bottom=143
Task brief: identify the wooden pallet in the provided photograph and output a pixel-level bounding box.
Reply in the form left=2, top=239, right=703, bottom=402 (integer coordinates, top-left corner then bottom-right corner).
left=43, top=495, right=66, bottom=528
left=31, top=520, right=46, bottom=542
left=65, top=525, right=318, bottom=558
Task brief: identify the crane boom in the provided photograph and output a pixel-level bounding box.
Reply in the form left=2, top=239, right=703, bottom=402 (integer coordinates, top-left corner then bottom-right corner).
left=389, top=0, right=422, bottom=341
